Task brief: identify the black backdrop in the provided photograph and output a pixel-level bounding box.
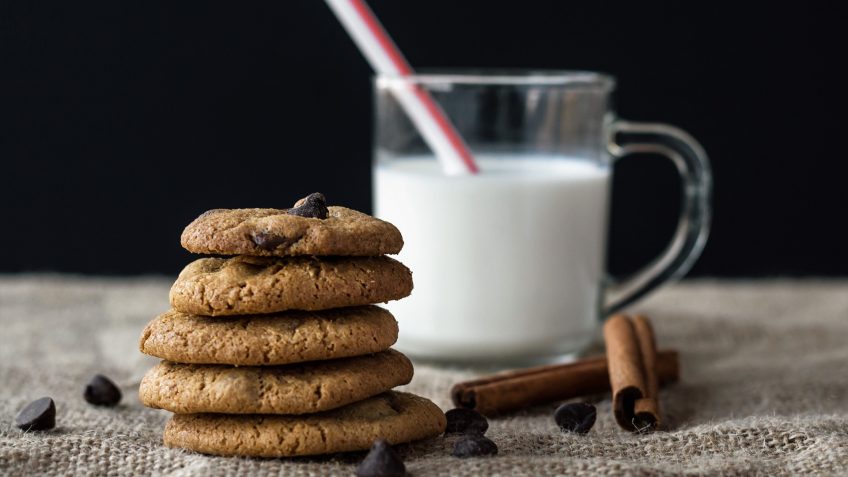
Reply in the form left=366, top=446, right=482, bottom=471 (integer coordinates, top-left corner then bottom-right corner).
left=2, top=1, right=846, bottom=276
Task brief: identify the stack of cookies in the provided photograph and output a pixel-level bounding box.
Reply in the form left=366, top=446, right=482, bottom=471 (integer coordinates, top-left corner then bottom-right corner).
left=138, top=193, right=446, bottom=457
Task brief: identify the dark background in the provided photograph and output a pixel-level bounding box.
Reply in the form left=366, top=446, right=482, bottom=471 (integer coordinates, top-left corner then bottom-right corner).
left=2, top=1, right=846, bottom=276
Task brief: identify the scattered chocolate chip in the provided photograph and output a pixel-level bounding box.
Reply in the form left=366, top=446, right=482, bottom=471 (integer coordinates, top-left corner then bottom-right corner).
left=356, top=439, right=406, bottom=477
left=554, top=402, right=596, bottom=434
left=287, top=192, right=328, bottom=219
left=250, top=232, right=295, bottom=251
left=15, top=397, right=56, bottom=431
left=84, top=374, right=122, bottom=406
left=445, top=408, right=489, bottom=435
left=452, top=434, right=498, bottom=458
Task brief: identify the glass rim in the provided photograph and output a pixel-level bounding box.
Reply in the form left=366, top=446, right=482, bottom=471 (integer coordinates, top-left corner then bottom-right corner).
left=375, top=69, right=615, bottom=89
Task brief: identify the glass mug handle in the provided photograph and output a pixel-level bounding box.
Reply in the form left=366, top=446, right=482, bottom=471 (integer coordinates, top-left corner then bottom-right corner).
left=603, top=120, right=713, bottom=315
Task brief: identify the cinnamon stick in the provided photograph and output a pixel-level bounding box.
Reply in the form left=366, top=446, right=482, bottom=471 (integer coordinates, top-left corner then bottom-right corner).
left=632, top=315, right=660, bottom=429
left=451, top=349, right=679, bottom=416
left=603, top=314, right=663, bottom=431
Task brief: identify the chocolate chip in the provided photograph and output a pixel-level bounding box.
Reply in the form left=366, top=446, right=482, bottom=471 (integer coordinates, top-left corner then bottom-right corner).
left=84, top=374, right=122, bottom=406
left=554, top=402, right=596, bottom=434
left=452, top=434, right=498, bottom=458
left=445, top=408, right=489, bottom=435
left=356, top=439, right=406, bottom=477
left=250, top=232, right=295, bottom=251
left=287, top=192, right=328, bottom=219
left=15, top=397, right=56, bottom=431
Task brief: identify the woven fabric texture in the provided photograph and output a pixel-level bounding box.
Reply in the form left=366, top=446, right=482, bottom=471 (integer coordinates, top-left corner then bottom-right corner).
left=1, top=276, right=846, bottom=476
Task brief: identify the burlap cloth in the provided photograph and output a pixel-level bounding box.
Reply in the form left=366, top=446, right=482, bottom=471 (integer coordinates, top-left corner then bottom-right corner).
left=1, top=276, right=846, bottom=476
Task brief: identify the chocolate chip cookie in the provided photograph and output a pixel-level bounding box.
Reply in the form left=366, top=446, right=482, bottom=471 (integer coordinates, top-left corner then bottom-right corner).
left=169, top=255, right=413, bottom=316
left=181, top=206, right=403, bottom=257
left=163, top=392, right=446, bottom=457
left=140, top=306, right=398, bottom=366
left=139, top=350, right=413, bottom=414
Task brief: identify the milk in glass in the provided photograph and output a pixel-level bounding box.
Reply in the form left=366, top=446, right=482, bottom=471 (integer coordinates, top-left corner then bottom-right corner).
left=374, top=154, right=611, bottom=362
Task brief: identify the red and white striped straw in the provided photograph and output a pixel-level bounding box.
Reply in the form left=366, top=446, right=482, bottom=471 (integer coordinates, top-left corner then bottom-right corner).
left=325, top=0, right=479, bottom=175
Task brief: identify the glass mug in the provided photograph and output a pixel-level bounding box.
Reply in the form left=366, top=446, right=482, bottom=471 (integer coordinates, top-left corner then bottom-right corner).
left=373, top=71, right=711, bottom=363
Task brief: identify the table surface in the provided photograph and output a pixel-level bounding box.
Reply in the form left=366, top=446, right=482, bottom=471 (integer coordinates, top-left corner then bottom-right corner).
left=1, top=276, right=847, bottom=476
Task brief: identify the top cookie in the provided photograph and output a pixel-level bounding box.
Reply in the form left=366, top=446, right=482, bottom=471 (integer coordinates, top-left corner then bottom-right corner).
left=180, top=207, right=403, bottom=257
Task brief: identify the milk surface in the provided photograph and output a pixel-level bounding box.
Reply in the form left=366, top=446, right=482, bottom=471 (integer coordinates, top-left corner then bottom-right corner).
left=374, top=155, right=611, bottom=362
